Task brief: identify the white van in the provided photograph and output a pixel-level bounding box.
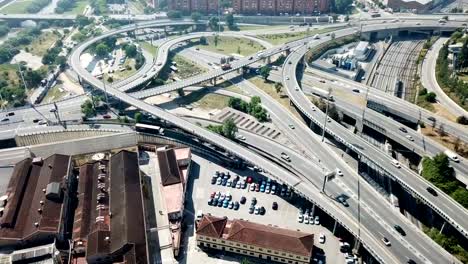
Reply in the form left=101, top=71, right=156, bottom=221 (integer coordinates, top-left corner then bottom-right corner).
left=444, top=150, right=460, bottom=162
left=391, top=159, right=401, bottom=168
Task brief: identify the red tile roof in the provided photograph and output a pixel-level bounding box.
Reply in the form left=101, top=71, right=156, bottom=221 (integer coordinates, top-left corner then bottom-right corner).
left=197, top=215, right=314, bottom=257
left=157, top=147, right=182, bottom=186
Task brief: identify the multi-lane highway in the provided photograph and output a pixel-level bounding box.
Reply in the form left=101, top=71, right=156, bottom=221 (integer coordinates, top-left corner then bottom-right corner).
left=65, top=17, right=468, bottom=263
left=281, top=23, right=468, bottom=243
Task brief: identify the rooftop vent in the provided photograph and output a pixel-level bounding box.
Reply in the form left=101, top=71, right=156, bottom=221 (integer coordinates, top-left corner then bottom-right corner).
left=0, top=207, right=4, bottom=217
left=32, top=157, right=43, bottom=165
left=45, top=182, right=62, bottom=201
left=77, top=241, right=84, bottom=246
left=34, top=222, right=39, bottom=227
left=39, top=200, right=44, bottom=205
left=37, top=208, right=42, bottom=214
left=48, top=164, right=52, bottom=168
left=104, top=236, right=110, bottom=243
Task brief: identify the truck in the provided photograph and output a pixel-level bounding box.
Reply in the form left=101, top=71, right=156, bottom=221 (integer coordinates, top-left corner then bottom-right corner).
left=444, top=150, right=460, bottom=162
left=221, top=63, right=231, bottom=70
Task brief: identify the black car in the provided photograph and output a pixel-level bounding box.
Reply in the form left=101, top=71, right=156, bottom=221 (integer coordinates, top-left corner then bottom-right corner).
left=6, top=112, right=14, bottom=116
left=272, top=202, right=278, bottom=210
left=352, top=89, right=360, bottom=93
left=234, top=201, right=239, bottom=210
left=259, top=206, right=265, bottom=215
left=427, top=187, right=438, bottom=196
left=428, top=116, right=436, bottom=122
left=394, top=225, right=406, bottom=236
left=337, top=196, right=349, bottom=207
left=240, top=196, right=246, bottom=204
left=208, top=198, right=213, bottom=205
left=249, top=206, right=254, bottom=214
left=251, top=197, right=257, bottom=205
left=407, top=259, right=416, bottom=264
left=217, top=200, right=223, bottom=207
left=211, top=177, right=217, bottom=184
left=1, top=118, right=9, bottom=122
left=399, top=127, right=407, bottom=133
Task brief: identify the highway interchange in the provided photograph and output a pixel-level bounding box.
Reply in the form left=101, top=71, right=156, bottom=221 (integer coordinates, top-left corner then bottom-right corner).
left=2, top=14, right=467, bottom=264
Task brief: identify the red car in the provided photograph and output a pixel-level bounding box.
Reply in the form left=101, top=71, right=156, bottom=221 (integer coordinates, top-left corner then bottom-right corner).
left=247, top=177, right=253, bottom=183
left=103, top=114, right=111, bottom=119
left=210, top=192, right=216, bottom=198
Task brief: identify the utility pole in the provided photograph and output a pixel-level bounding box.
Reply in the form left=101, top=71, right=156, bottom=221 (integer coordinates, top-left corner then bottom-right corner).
left=321, top=88, right=332, bottom=142
left=99, top=64, right=110, bottom=108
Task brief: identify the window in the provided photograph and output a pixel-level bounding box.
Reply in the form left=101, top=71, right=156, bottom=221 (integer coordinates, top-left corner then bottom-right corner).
left=236, top=249, right=240, bottom=252
left=243, top=250, right=247, bottom=254
left=288, top=261, right=292, bottom=264
left=273, top=257, right=278, bottom=260
left=267, top=250, right=271, bottom=253
left=289, top=254, right=294, bottom=257
left=282, top=253, right=286, bottom=256
left=205, top=237, right=210, bottom=241
left=213, top=245, right=217, bottom=248
left=250, top=252, right=254, bottom=255
left=243, top=245, right=247, bottom=248
left=259, top=248, right=263, bottom=251
left=236, top=243, right=240, bottom=246
left=221, top=240, right=225, bottom=244
left=250, top=246, right=254, bottom=249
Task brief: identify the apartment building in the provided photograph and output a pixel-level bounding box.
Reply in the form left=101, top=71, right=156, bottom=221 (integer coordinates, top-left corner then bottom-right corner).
left=196, top=215, right=314, bottom=264
left=170, top=0, right=329, bottom=15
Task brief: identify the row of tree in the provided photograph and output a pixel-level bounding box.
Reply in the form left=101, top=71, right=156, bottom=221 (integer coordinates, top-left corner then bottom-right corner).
left=26, top=0, right=51, bottom=13
left=0, top=26, right=42, bottom=64
left=228, top=96, right=268, bottom=122
left=436, top=37, right=468, bottom=114
left=422, top=154, right=468, bottom=208
left=206, top=118, right=238, bottom=140
left=55, top=0, right=75, bottom=13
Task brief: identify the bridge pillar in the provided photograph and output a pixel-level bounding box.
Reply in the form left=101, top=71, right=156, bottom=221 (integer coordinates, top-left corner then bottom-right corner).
left=284, top=49, right=291, bottom=56
left=266, top=56, right=271, bottom=64
left=353, top=239, right=361, bottom=253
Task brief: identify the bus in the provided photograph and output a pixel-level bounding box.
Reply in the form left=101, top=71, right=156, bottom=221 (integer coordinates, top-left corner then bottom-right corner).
left=135, top=123, right=165, bottom=135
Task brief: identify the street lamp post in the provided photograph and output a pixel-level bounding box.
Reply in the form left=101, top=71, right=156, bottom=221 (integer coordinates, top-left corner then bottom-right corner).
left=321, top=87, right=332, bottom=142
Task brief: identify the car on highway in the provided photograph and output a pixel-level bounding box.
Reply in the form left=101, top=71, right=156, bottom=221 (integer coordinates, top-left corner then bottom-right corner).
left=1, top=118, right=9, bottom=122
left=281, top=152, right=291, bottom=162
left=311, top=105, right=316, bottom=111
left=399, top=127, right=407, bottom=133
left=381, top=237, right=391, bottom=246
left=391, top=159, right=401, bottom=168
left=272, top=202, right=278, bottom=210
left=352, top=89, right=360, bottom=93
left=319, top=79, right=326, bottom=83
left=103, top=114, right=111, bottom=119
left=327, top=117, right=331, bottom=123
left=38, top=120, right=47, bottom=125
left=426, top=187, right=438, bottom=196
left=394, top=225, right=406, bottom=236
left=427, top=116, right=436, bottom=122
left=143, top=74, right=147, bottom=78
left=337, top=196, right=349, bottom=207
left=286, top=76, right=290, bottom=80
left=49, top=108, right=56, bottom=113
left=407, top=259, right=416, bottom=264
left=288, top=124, right=295, bottom=129
left=336, top=168, right=343, bottom=176
left=406, top=135, right=414, bottom=141
left=6, top=112, right=14, bottom=116
left=319, top=233, right=326, bottom=244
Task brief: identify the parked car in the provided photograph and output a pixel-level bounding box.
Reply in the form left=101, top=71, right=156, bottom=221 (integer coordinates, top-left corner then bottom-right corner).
left=251, top=197, right=257, bottom=205
left=247, top=176, right=253, bottom=183
left=234, top=201, right=239, bottom=210
left=240, top=196, right=246, bottom=204
left=260, top=185, right=265, bottom=192
left=250, top=183, right=256, bottom=191
left=211, top=177, right=217, bottom=184
left=249, top=206, right=255, bottom=214
left=272, top=202, right=278, bottom=210
left=208, top=198, right=213, bottom=205
left=259, top=206, right=265, bottom=215
left=228, top=201, right=234, bottom=209
left=314, top=216, right=320, bottom=225
left=297, top=214, right=304, bottom=223
left=255, top=184, right=260, bottom=192
left=216, top=178, right=222, bottom=185
left=319, top=233, right=326, bottom=244
left=223, top=200, right=229, bottom=208
left=217, top=200, right=223, bottom=207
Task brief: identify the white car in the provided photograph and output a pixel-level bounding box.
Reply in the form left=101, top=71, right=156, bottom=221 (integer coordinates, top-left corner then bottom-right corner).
left=319, top=233, right=326, bottom=244
left=336, top=168, right=343, bottom=176
left=297, top=214, right=304, bottom=223
left=382, top=237, right=391, bottom=246
left=286, top=76, right=290, bottom=80
left=304, top=217, right=309, bottom=224
left=311, top=106, right=316, bottom=111
left=250, top=183, right=256, bottom=191
left=254, top=206, right=260, bottom=215
left=314, top=216, right=320, bottom=225
left=406, top=135, right=414, bottom=141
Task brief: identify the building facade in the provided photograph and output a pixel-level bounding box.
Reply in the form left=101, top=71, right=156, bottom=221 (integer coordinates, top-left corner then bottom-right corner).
left=196, top=215, right=314, bottom=264
left=169, top=0, right=329, bottom=15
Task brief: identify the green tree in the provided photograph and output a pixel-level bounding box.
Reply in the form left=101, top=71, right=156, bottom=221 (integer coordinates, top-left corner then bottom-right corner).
left=333, top=0, right=353, bottom=13
left=425, top=92, right=437, bottom=103
left=209, top=16, right=220, bottom=31
left=451, top=188, right=468, bottom=208
left=222, top=118, right=237, bottom=139
left=167, top=10, right=182, bottom=19
left=135, top=112, right=143, bottom=123
left=456, top=115, right=468, bottom=124
left=0, top=25, right=10, bottom=37
left=95, top=43, right=109, bottom=58
left=226, top=13, right=236, bottom=30
left=76, top=15, right=92, bottom=28
left=55, top=56, right=67, bottom=70
left=107, top=76, right=113, bottom=83
left=214, top=34, right=219, bottom=46
left=259, top=65, right=271, bottom=81
left=275, top=82, right=282, bottom=93
left=191, top=12, right=202, bottom=22
left=81, top=99, right=96, bottom=118
left=200, top=36, right=207, bottom=45
left=237, top=46, right=241, bottom=54
left=124, top=44, right=138, bottom=58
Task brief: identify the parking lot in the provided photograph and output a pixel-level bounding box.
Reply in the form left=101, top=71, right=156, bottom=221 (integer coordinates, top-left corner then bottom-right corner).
left=187, top=154, right=346, bottom=264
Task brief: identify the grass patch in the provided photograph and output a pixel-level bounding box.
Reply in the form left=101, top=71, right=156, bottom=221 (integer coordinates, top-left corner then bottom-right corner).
left=173, top=55, right=206, bottom=79
left=138, top=41, right=158, bottom=55
left=42, top=84, right=67, bottom=103
left=416, top=94, right=436, bottom=111
left=63, top=0, right=89, bottom=15
left=217, top=80, right=244, bottom=94
left=23, top=31, right=60, bottom=57
left=259, top=27, right=344, bottom=45
left=248, top=76, right=302, bottom=119
left=128, top=0, right=145, bottom=13
left=176, top=89, right=229, bottom=110
left=1, top=0, right=34, bottom=13
left=107, top=59, right=136, bottom=83
left=195, top=36, right=265, bottom=56
left=421, top=126, right=468, bottom=158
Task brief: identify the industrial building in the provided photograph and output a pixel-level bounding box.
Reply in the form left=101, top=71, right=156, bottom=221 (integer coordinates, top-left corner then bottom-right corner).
left=0, top=155, right=73, bottom=250
left=196, top=215, right=314, bottom=264
left=70, top=150, right=148, bottom=264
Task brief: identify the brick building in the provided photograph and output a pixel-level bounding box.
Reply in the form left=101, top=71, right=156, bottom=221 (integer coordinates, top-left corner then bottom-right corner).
left=196, top=215, right=314, bottom=264
left=170, top=0, right=328, bottom=15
